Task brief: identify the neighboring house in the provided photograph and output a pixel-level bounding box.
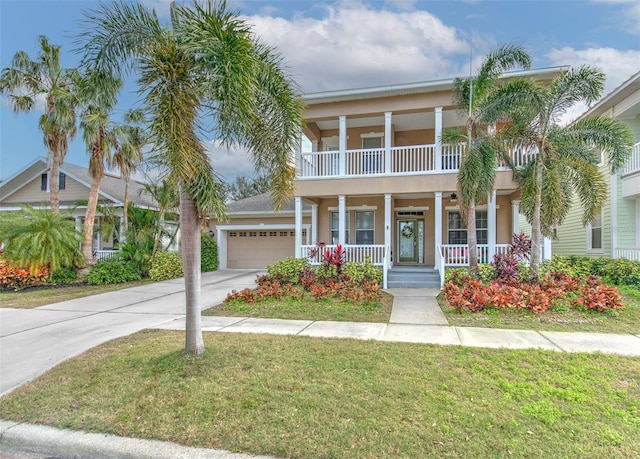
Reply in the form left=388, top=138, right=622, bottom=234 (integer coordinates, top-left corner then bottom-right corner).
left=0, top=157, right=169, bottom=257
left=210, top=67, right=566, bottom=285
left=553, top=71, right=640, bottom=262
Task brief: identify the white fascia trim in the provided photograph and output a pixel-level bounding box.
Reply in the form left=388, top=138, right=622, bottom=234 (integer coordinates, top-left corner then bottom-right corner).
left=328, top=205, right=378, bottom=211
left=360, top=132, right=384, bottom=138
left=395, top=206, right=429, bottom=212
left=217, top=224, right=310, bottom=231
left=226, top=211, right=311, bottom=218
left=445, top=205, right=500, bottom=211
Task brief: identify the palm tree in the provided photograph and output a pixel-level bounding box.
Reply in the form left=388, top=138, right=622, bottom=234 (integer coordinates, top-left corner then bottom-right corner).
left=490, top=66, right=633, bottom=279
left=78, top=0, right=304, bottom=355
left=0, top=206, right=82, bottom=274
left=0, top=36, right=78, bottom=213
left=75, top=70, right=123, bottom=267
left=441, top=44, right=531, bottom=277
left=143, top=180, right=179, bottom=257
left=112, top=109, right=147, bottom=243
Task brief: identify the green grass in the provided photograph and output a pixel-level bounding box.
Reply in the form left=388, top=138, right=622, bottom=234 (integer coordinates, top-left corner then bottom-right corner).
left=440, top=287, right=640, bottom=335
left=0, top=331, right=638, bottom=458
left=0, top=279, right=154, bottom=309
left=204, top=292, right=393, bottom=323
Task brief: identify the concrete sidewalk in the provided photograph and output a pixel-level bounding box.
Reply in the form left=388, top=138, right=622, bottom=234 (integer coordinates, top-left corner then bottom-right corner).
left=2, top=275, right=639, bottom=458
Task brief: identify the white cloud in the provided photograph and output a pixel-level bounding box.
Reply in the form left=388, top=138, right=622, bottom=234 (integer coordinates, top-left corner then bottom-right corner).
left=592, top=0, right=640, bottom=35
left=204, top=139, right=255, bottom=181
left=245, top=3, right=469, bottom=92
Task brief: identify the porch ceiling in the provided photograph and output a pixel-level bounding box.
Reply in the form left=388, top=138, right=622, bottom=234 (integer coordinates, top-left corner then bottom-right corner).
left=313, top=109, right=463, bottom=132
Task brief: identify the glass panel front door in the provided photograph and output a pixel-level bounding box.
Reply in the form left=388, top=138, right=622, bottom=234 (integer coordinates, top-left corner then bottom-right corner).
left=398, top=220, right=417, bottom=263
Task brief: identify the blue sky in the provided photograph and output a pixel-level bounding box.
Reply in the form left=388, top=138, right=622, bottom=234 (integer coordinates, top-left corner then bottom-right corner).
left=1, top=0, right=639, bottom=181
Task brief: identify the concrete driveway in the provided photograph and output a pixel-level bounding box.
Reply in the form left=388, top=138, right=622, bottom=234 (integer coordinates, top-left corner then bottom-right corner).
left=0, top=270, right=262, bottom=396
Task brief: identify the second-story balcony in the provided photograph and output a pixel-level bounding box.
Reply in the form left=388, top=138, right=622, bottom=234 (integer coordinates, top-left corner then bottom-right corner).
left=622, top=142, right=640, bottom=198
left=297, top=143, right=536, bottom=179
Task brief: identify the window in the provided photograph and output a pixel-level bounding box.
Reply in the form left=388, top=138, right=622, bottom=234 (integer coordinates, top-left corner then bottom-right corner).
left=362, top=135, right=382, bottom=173
left=40, top=172, right=66, bottom=191
left=447, top=211, right=488, bottom=244
left=355, top=211, right=374, bottom=245
left=330, top=211, right=350, bottom=244
left=588, top=212, right=602, bottom=250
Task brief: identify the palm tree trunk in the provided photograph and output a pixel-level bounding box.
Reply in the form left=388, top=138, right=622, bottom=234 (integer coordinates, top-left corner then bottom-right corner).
left=466, top=200, right=479, bottom=277
left=121, top=180, right=129, bottom=244
left=180, top=190, right=204, bottom=355
left=81, top=178, right=102, bottom=267
left=49, top=156, right=61, bottom=213
left=529, top=163, right=543, bottom=280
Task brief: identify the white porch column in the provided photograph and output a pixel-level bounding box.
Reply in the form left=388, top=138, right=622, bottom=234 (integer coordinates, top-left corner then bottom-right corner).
left=434, top=107, right=443, bottom=171
left=636, top=199, right=640, bottom=249
left=339, top=115, right=347, bottom=176
left=434, top=191, right=443, bottom=269
left=294, top=197, right=303, bottom=258
left=543, top=237, right=552, bottom=260
left=488, top=190, right=497, bottom=261
left=384, top=193, right=392, bottom=266
left=75, top=216, right=82, bottom=233
left=217, top=228, right=227, bottom=269
left=338, top=195, right=346, bottom=246
left=611, top=172, right=617, bottom=258
left=384, top=112, right=392, bottom=174
left=511, top=200, right=520, bottom=236
left=311, top=139, right=318, bottom=152
left=311, top=204, right=318, bottom=246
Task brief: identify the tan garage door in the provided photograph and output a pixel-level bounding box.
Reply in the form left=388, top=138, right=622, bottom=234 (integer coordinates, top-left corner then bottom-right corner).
left=227, top=229, right=296, bottom=268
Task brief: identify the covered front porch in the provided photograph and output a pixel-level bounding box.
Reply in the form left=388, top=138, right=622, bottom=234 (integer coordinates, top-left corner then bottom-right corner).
left=292, top=191, right=535, bottom=288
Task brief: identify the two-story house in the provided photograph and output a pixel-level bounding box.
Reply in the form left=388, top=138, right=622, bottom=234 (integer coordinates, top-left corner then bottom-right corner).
left=552, top=70, right=640, bottom=261
left=212, top=67, right=566, bottom=286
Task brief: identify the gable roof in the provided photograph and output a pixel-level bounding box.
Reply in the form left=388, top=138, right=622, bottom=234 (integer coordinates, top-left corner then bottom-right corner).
left=578, top=70, right=640, bottom=120
left=226, top=192, right=311, bottom=216
left=0, top=157, right=157, bottom=209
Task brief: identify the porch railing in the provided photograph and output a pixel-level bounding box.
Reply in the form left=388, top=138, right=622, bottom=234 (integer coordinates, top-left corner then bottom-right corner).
left=298, top=143, right=537, bottom=178
left=440, top=244, right=510, bottom=266
left=300, top=244, right=386, bottom=266
left=614, top=247, right=640, bottom=262
left=622, top=142, right=640, bottom=176
left=94, top=249, right=121, bottom=261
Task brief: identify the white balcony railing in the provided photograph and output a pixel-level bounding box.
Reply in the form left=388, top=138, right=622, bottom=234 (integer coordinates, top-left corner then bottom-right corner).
left=622, top=142, right=640, bottom=176
left=298, top=143, right=537, bottom=179
left=614, top=247, right=640, bottom=262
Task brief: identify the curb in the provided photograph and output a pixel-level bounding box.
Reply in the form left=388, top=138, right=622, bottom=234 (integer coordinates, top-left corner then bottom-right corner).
left=0, top=420, right=273, bottom=459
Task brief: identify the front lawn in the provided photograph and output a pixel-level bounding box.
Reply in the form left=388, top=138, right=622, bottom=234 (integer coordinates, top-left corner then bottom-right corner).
left=0, top=331, right=638, bottom=458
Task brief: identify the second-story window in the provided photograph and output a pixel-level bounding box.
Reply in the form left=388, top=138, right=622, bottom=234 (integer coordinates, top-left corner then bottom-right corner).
left=40, top=172, right=66, bottom=191
left=361, top=135, right=383, bottom=173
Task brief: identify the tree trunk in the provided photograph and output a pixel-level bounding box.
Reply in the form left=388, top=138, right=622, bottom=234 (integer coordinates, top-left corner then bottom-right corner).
left=180, top=191, right=204, bottom=356
left=529, top=162, right=543, bottom=280
left=49, top=156, right=61, bottom=213
left=81, top=178, right=102, bottom=267
left=466, top=200, right=479, bottom=277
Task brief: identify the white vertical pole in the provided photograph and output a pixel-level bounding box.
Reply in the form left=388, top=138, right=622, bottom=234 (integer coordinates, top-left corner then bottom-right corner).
left=488, top=190, right=497, bottom=261
left=217, top=229, right=227, bottom=269
left=339, top=116, right=347, bottom=176
left=295, top=197, right=302, bottom=258
left=543, top=236, right=552, bottom=261
left=384, top=112, right=392, bottom=174
left=611, top=172, right=617, bottom=258
left=435, top=191, right=442, bottom=269
left=338, top=195, right=346, bottom=246
left=311, top=204, right=318, bottom=246
left=511, top=200, right=520, bottom=236
left=384, top=193, right=392, bottom=263
left=435, top=107, right=443, bottom=171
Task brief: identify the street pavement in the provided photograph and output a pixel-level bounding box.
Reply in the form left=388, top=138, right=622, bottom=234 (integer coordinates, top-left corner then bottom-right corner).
left=1, top=270, right=639, bottom=458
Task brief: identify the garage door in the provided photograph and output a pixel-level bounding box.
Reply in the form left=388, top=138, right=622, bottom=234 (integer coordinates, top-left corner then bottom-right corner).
left=226, top=229, right=296, bottom=268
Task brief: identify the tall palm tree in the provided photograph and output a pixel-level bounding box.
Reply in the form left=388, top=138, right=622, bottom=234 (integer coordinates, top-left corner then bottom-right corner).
left=112, top=109, right=147, bottom=243
left=0, top=36, right=78, bottom=213
left=490, top=66, right=633, bottom=278
left=0, top=206, right=82, bottom=274
left=75, top=70, right=124, bottom=267
left=78, top=0, right=304, bottom=355
left=441, top=44, right=531, bottom=277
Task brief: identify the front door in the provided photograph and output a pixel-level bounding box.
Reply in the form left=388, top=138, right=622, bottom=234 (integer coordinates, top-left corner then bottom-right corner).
left=398, top=219, right=422, bottom=263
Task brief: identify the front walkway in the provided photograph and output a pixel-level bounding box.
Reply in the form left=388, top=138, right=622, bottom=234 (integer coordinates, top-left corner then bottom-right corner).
left=155, top=288, right=640, bottom=357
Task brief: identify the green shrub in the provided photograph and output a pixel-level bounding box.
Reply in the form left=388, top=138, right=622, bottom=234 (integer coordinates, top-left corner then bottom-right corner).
left=201, top=234, right=218, bottom=272
left=342, top=260, right=383, bottom=284
left=315, top=264, right=338, bottom=284
left=444, top=267, right=469, bottom=284
left=542, top=255, right=640, bottom=288
left=48, top=267, right=78, bottom=284
left=477, top=264, right=494, bottom=283
left=149, top=251, right=184, bottom=281
left=86, top=259, right=142, bottom=285
left=267, top=257, right=311, bottom=284
left=598, top=258, right=640, bottom=287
